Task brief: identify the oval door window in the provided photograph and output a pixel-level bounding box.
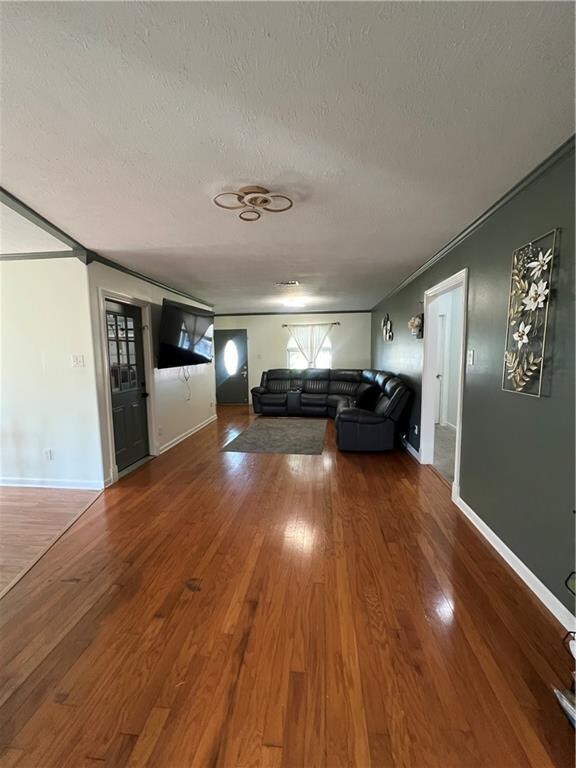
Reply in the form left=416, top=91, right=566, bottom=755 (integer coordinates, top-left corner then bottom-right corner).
left=224, top=339, right=239, bottom=375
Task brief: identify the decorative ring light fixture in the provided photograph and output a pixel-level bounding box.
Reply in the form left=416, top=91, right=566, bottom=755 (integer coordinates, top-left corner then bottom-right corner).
left=213, top=186, right=293, bottom=222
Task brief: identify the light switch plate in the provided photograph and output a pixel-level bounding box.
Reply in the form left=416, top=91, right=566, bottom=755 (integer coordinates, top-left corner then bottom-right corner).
left=71, top=354, right=85, bottom=368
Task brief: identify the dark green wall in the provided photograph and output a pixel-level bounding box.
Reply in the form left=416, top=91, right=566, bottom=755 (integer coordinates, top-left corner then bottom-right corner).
left=371, top=145, right=575, bottom=612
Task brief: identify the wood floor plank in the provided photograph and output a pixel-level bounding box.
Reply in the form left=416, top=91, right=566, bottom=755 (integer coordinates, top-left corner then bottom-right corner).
left=0, top=489, right=99, bottom=597
left=0, top=406, right=572, bottom=768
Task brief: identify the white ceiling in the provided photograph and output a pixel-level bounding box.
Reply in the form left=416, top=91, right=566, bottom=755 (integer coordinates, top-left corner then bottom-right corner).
left=0, top=2, right=573, bottom=312
left=0, top=203, right=72, bottom=255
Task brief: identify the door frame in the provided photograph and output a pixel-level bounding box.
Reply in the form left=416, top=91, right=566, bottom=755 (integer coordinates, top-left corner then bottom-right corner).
left=420, top=268, right=468, bottom=498
left=97, top=288, right=159, bottom=485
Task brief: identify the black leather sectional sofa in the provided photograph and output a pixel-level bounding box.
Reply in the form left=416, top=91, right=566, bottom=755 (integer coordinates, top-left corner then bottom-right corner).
left=251, top=368, right=411, bottom=451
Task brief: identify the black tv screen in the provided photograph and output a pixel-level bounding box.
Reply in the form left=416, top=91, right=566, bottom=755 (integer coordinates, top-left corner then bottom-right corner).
left=157, top=300, right=214, bottom=369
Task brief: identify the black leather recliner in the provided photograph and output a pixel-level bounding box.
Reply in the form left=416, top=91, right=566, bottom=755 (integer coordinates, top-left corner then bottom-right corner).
left=335, top=374, right=411, bottom=451
left=251, top=368, right=411, bottom=451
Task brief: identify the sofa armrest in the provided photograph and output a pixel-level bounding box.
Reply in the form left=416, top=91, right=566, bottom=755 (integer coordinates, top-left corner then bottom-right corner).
left=336, top=407, right=389, bottom=425
left=251, top=386, right=267, bottom=395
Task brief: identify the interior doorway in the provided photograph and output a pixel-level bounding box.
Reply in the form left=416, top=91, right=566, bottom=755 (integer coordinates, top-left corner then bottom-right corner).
left=105, top=301, right=150, bottom=472
left=421, top=270, right=468, bottom=492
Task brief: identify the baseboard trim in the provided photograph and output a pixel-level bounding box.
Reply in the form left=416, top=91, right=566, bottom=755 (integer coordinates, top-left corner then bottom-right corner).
left=452, top=491, right=575, bottom=631
left=158, top=414, right=218, bottom=455
left=0, top=477, right=104, bottom=491
left=401, top=437, right=421, bottom=463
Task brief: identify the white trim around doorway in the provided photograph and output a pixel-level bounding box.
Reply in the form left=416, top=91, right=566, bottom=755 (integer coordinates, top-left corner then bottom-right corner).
left=97, top=288, right=160, bottom=486
left=420, top=268, right=468, bottom=497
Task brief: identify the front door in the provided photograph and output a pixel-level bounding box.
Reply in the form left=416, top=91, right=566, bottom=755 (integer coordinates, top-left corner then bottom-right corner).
left=214, top=329, right=249, bottom=404
left=106, top=301, right=149, bottom=472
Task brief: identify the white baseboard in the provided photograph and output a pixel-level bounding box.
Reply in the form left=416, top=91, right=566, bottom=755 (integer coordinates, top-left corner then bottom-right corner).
left=158, top=414, right=218, bottom=455
left=452, top=491, right=575, bottom=631
left=0, top=477, right=104, bottom=491
left=401, top=437, right=421, bottom=463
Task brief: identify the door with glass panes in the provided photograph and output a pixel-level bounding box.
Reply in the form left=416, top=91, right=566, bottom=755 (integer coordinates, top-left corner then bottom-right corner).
left=106, top=301, right=149, bottom=472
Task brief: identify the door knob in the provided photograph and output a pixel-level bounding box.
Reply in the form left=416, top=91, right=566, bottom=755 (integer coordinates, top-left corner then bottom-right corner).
left=436, top=374, right=442, bottom=379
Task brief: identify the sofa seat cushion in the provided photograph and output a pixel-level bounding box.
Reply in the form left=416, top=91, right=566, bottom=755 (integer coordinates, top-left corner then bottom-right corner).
left=301, top=392, right=328, bottom=407
left=260, top=392, right=288, bottom=406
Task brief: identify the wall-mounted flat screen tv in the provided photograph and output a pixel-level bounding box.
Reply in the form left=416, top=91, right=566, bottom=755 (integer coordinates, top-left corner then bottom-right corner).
left=157, top=299, right=214, bottom=369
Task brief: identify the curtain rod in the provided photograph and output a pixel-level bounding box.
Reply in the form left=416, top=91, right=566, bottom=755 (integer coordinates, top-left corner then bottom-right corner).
left=281, top=321, right=340, bottom=328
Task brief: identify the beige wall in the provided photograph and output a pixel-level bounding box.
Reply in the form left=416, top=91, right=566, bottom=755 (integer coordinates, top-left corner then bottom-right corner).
left=0, top=258, right=103, bottom=488
left=88, top=262, right=216, bottom=485
left=214, top=312, right=371, bottom=392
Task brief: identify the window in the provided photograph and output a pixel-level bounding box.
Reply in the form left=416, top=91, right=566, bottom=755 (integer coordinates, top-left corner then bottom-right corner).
left=223, top=339, right=239, bottom=375
left=287, top=335, right=332, bottom=369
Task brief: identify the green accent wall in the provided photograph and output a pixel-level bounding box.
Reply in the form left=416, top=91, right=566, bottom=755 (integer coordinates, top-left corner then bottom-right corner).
left=371, top=146, right=575, bottom=612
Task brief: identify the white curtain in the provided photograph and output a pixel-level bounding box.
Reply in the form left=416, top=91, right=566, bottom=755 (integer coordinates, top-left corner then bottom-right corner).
left=286, top=324, right=333, bottom=367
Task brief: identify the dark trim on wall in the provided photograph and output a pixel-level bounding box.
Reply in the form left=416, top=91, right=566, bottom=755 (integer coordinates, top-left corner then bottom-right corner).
left=0, top=251, right=77, bottom=261
left=372, top=135, right=576, bottom=306
left=215, top=309, right=371, bottom=317
left=87, top=252, right=213, bottom=309
left=1, top=187, right=86, bottom=253
left=0, top=188, right=213, bottom=308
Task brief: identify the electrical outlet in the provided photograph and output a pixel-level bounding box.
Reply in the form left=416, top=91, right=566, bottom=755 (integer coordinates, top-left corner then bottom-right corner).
left=71, top=354, right=85, bottom=368
left=158, top=427, right=164, bottom=437
left=467, top=349, right=475, bottom=366
left=413, top=425, right=419, bottom=436
left=44, top=449, right=54, bottom=461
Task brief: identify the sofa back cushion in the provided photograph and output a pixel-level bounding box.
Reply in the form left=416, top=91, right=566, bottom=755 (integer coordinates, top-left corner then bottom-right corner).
left=302, top=368, right=330, bottom=394
left=374, top=376, right=409, bottom=421
left=356, top=384, right=382, bottom=411
left=266, top=369, right=291, bottom=393
left=329, top=369, right=361, bottom=396
left=361, top=369, right=379, bottom=383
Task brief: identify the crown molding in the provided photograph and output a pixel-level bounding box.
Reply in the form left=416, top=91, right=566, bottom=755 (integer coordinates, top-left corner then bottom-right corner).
left=87, top=252, right=213, bottom=309
left=0, top=188, right=213, bottom=308
left=1, top=187, right=86, bottom=253
left=214, top=309, right=371, bottom=317
left=372, top=135, right=575, bottom=307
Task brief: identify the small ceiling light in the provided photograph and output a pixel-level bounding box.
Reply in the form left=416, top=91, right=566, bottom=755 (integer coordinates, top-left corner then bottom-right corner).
left=213, top=186, right=293, bottom=222
left=275, top=280, right=300, bottom=287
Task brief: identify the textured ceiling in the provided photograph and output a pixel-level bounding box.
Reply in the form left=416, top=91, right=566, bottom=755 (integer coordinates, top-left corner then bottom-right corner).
left=0, top=203, right=72, bottom=255
left=0, top=2, right=573, bottom=312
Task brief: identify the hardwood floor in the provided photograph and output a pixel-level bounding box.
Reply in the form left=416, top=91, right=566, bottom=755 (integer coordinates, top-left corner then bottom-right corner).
left=0, top=488, right=99, bottom=597
left=0, top=406, right=572, bottom=767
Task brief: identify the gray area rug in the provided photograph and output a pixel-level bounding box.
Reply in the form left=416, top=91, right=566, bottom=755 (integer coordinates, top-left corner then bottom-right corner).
left=223, top=417, right=327, bottom=455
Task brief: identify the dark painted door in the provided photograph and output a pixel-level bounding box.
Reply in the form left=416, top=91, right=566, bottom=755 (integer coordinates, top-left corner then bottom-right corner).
left=214, top=329, right=249, bottom=404
left=106, top=301, right=149, bottom=471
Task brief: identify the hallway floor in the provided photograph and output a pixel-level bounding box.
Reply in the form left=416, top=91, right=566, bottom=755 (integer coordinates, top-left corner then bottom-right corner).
left=0, top=407, right=572, bottom=767
left=434, top=423, right=457, bottom=482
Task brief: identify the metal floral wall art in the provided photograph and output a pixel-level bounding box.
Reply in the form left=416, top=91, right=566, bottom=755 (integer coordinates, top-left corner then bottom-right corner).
left=502, top=229, right=558, bottom=397
left=381, top=313, right=393, bottom=341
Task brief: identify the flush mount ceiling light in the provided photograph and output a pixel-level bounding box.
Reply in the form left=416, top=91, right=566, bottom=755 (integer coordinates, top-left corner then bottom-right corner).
left=213, top=186, right=293, bottom=222
left=275, top=280, right=300, bottom=287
